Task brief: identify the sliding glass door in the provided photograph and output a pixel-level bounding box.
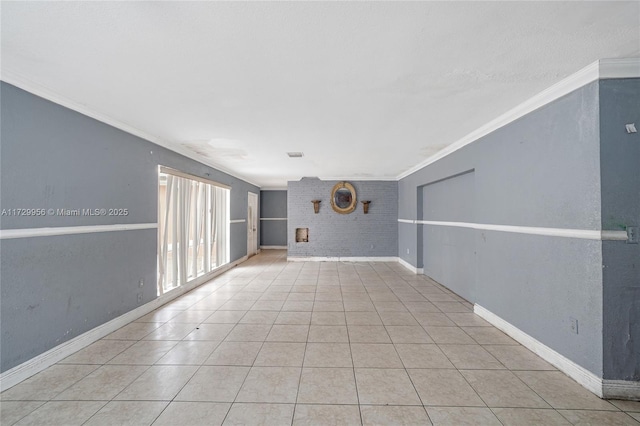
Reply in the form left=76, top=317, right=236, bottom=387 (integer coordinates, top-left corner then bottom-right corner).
left=157, top=166, right=230, bottom=295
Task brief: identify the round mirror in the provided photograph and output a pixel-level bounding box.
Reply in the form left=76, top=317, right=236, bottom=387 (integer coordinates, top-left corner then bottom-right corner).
left=335, top=188, right=352, bottom=209
left=330, top=182, right=357, bottom=214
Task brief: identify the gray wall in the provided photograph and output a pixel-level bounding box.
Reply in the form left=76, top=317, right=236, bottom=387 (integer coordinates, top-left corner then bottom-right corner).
left=599, top=78, right=640, bottom=381
left=0, top=82, right=260, bottom=372
left=422, top=170, right=476, bottom=302
left=398, top=81, right=605, bottom=376
left=288, top=178, right=397, bottom=257
left=260, top=190, right=287, bottom=247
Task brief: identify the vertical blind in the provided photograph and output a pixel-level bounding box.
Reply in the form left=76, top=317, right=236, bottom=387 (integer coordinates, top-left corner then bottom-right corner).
left=157, top=167, right=230, bottom=295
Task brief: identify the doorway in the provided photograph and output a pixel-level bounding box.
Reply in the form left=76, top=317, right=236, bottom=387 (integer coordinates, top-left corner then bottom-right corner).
left=247, top=192, right=259, bottom=257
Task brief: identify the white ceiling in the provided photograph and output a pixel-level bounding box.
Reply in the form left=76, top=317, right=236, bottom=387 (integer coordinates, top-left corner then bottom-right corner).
left=2, top=2, right=639, bottom=188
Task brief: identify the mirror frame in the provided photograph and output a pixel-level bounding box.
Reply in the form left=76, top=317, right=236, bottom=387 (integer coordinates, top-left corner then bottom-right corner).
left=330, top=181, right=357, bottom=214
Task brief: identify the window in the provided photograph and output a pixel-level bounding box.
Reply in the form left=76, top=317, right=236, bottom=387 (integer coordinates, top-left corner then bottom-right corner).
left=157, top=166, right=230, bottom=295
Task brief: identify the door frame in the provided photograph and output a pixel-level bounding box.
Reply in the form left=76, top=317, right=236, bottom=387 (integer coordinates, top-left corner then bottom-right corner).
left=247, top=192, right=259, bottom=257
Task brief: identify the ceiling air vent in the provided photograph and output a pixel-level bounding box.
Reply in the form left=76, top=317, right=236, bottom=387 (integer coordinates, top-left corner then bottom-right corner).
left=287, top=152, right=304, bottom=158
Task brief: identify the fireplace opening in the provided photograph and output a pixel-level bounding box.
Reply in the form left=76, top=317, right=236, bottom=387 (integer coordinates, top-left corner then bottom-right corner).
left=296, top=228, right=309, bottom=242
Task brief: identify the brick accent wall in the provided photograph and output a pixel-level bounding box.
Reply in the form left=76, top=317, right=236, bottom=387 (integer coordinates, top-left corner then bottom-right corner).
left=287, top=178, right=398, bottom=257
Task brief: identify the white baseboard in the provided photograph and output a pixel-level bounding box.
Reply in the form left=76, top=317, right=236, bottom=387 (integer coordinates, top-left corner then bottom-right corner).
left=397, top=257, right=423, bottom=274
left=0, top=255, right=248, bottom=392
left=260, top=246, right=287, bottom=250
left=287, top=256, right=398, bottom=263
left=474, top=304, right=640, bottom=401
left=474, top=304, right=603, bottom=397
left=286, top=256, right=424, bottom=275
left=603, top=380, right=640, bottom=401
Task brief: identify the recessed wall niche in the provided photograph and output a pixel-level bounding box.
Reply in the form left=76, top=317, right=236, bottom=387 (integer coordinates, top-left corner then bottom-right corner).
left=296, top=228, right=309, bottom=242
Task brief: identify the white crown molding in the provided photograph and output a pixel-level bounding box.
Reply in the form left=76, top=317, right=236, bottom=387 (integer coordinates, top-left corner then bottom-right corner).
left=3, top=59, right=637, bottom=188
left=397, top=219, right=628, bottom=241
left=474, top=304, right=604, bottom=397
left=0, top=223, right=157, bottom=240
left=397, top=58, right=640, bottom=180
left=259, top=187, right=288, bottom=191
left=0, top=69, right=261, bottom=188
left=599, top=58, right=640, bottom=79
left=0, top=255, right=249, bottom=392
left=319, top=176, right=398, bottom=182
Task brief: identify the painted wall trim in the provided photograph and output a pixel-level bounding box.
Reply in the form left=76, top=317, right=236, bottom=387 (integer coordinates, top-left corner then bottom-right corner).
left=0, top=223, right=157, bottom=240
left=286, top=256, right=424, bottom=275
left=260, top=218, right=287, bottom=221
left=397, top=58, right=640, bottom=180
left=230, top=219, right=246, bottom=224
left=260, top=245, right=287, bottom=250
left=397, top=219, right=628, bottom=241
left=288, top=256, right=398, bottom=263
left=0, top=255, right=249, bottom=392
left=474, top=304, right=604, bottom=398
left=397, top=257, right=424, bottom=274
left=260, top=187, right=287, bottom=191
left=598, top=57, right=640, bottom=79
left=601, top=230, right=630, bottom=241
left=0, top=70, right=261, bottom=188
left=4, top=60, right=637, bottom=188
left=397, top=219, right=415, bottom=224
left=319, top=176, right=398, bottom=182
left=475, top=303, right=640, bottom=400
left=602, top=380, right=640, bottom=400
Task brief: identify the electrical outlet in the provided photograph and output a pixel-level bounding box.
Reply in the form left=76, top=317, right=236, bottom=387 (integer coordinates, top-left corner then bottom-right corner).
left=406, top=248, right=410, bottom=254
left=627, top=226, right=638, bottom=244
left=138, top=279, right=144, bottom=288
left=137, top=293, right=143, bottom=304
left=570, top=317, right=578, bottom=334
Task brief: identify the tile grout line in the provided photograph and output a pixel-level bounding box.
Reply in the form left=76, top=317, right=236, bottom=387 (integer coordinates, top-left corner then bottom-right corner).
left=370, top=264, right=434, bottom=425
left=6, top=252, right=639, bottom=425
left=220, top=252, right=292, bottom=424
left=344, top=268, right=364, bottom=426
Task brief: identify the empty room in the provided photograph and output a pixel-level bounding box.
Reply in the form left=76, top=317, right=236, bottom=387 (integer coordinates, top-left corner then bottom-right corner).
left=1, top=1, right=639, bottom=425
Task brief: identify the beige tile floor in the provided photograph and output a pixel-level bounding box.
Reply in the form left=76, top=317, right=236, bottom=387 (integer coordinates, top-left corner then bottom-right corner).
left=2, top=250, right=639, bottom=425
